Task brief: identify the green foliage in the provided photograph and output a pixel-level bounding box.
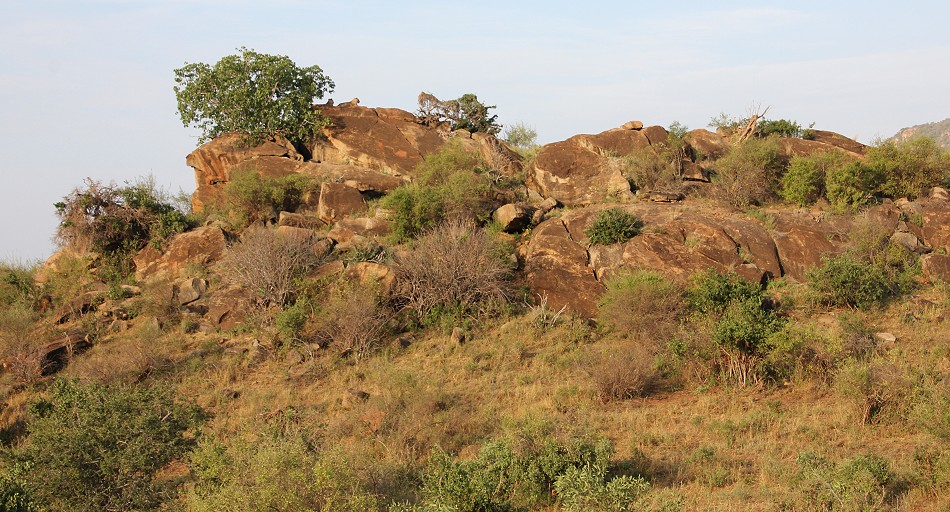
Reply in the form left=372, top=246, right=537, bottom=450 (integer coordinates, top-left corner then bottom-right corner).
left=797, top=452, right=893, bottom=511
left=707, top=112, right=745, bottom=133
left=687, top=270, right=762, bottom=316
left=756, top=118, right=802, bottom=138
left=187, top=433, right=379, bottom=512
left=54, top=177, right=191, bottom=259
left=0, top=465, right=36, bottom=512
left=780, top=150, right=849, bottom=206
left=585, top=208, right=643, bottom=245
left=807, top=255, right=894, bottom=309
left=503, top=122, right=538, bottom=151
left=223, top=167, right=318, bottom=226
left=865, top=137, right=950, bottom=199
left=276, top=299, right=310, bottom=344
left=825, top=161, right=884, bottom=212
left=382, top=141, right=493, bottom=242
left=418, top=92, right=501, bottom=135
left=413, top=436, right=629, bottom=511
left=554, top=463, right=651, bottom=512
left=712, top=296, right=783, bottom=356
left=174, top=47, right=334, bottom=144
left=711, top=137, right=784, bottom=207
left=21, top=379, right=201, bottom=512
left=598, top=271, right=684, bottom=340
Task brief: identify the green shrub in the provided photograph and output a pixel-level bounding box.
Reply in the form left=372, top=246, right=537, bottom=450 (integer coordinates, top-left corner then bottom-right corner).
left=586, top=208, right=643, bottom=245
left=503, top=122, right=538, bottom=151
left=824, top=161, right=884, bottom=212
left=835, top=359, right=910, bottom=424
left=554, top=463, right=651, bottom=512
left=382, top=141, right=493, bottom=242
left=598, top=271, right=683, bottom=340
left=807, top=255, right=898, bottom=309
left=711, top=137, right=784, bottom=207
left=54, top=176, right=191, bottom=259
left=756, top=118, right=802, bottom=138
left=21, top=379, right=201, bottom=512
left=417, top=92, right=501, bottom=135
left=797, top=452, right=893, bottom=511
left=413, top=436, right=626, bottom=511
left=188, top=434, right=379, bottom=512
left=687, top=270, right=761, bottom=316
left=866, top=137, right=950, bottom=199
left=0, top=465, right=36, bottom=512
left=780, top=150, right=849, bottom=206
left=174, top=47, right=334, bottom=145
left=224, top=168, right=318, bottom=226
left=913, top=446, right=950, bottom=495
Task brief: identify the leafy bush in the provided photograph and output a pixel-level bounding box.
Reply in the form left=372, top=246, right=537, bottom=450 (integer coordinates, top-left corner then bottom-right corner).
left=554, top=463, right=650, bottom=512
left=866, top=137, right=950, bottom=199
left=223, top=168, right=318, bottom=226
left=382, top=141, right=493, bottom=242
left=411, top=436, right=628, bottom=511
left=54, top=177, right=190, bottom=258
left=174, top=47, right=334, bottom=144
left=835, top=359, right=910, bottom=424
left=711, top=137, right=784, bottom=207
left=393, top=219, right=510, bottom=325
left=0, top=465, right=36, bottom=512
left=590, top=341, right=660, bottom=401
left=598, top=271, right=684, bottom=340
left=807, top=255, right=894, bottom=309
left=503, top=122, right=538, bottom=151
left=756, top=118, right=802, bottom=138
left=222, top=226, right=326, bottom=307
left=797, top=452, right=893, bottom=511
left=21, top=379, right=201, bottom=512
left=824, top=161, right=884, bottom=212
left=779, top=150, right=849, bottom=206
left=417, top=91, right=501, bottom=135
left=686, top=271, right=784, bottom=386
left=586, top=208, right=643, bottom=246
left=187, top=434, right=379, bottom=512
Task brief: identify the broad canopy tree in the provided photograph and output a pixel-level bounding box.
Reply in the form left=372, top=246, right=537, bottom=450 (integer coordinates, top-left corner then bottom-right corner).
left=174, top=48, right=334, bottom=145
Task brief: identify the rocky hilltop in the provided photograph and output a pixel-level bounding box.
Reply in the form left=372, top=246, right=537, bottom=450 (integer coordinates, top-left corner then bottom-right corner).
left=891, top=117, right=950, bottom=149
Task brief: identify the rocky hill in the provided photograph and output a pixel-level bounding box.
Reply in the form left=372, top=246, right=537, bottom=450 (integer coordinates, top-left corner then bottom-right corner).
left=2, top=101, right=949, bottom=511
left=891, top=117, right=950, bottom=149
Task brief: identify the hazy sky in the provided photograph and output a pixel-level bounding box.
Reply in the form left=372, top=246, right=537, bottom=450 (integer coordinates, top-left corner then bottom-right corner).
left=2, top=0, right=949, bottom=262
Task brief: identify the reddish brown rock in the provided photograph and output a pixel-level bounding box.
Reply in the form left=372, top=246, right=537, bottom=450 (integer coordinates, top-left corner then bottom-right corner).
left=778, top=138, right=862, bottom=159
left=578, top=129, right=652, bottom=156
left=770, top=212, right=850, bottom=281
left=278, top=211, right=325, bottom=230
left=807, top=130, right=866, bottom=155
left=134, top=226, right=230, bottom=281
left=473, top=132, right=524, bottom=177
left=186, top=134, right=303, bottom=211
left=921, top=200, right=950, bottom=252
left=685, top=129, right=730, bottom=160
left=344, top=262, right=394, bottom=296
left=621, top=120, right=644, bottom=130
left=317, top=182, right=366, bottom=223
left=921, top=253, right=950, bottom=282
left=297, top=163, right=408, bottom=194
left=524, top=219, right=604, bottom=318
left=200, top=285, right=253, bottom=331
left=493, top=203, right=534, bottom=233
left=527, top=134, right=637, bottom=207
left=327, top=217, right=391, bottom=243
left=641, top=125, right=670, bottom=145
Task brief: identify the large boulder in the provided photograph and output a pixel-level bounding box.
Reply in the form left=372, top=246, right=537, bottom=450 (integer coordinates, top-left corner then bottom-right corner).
left=770, top=212, right=850, bottom=281
left=523, top=219, right=604, bottom=318
left=313, top=104, right=445, bottom=175
left=685, top=129, right=730, bottom=160
left=472, top=132, right=524, bottom=177
left=807, top=130, right=866, bottom=155
left=134, top=226, right=230, bottom=281
left=296, top=162, right=408, bottom=194
left=317, top=182, right=366, bottom=223
left=527, top=129, right=650, bottom=206
left=186, top=134, right=303, bottom=211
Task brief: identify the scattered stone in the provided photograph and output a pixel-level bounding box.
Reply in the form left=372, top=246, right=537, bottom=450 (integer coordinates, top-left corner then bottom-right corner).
left=874, top=332, right=897, bottom=345
left=931, top=186, right=949, bottom=201
left=174, top=277, right=208, bottom=305
left=134, top=226, right=229, bottom=281
left=921, top=253, right=950, bottom=282
left=890, top=231, right=930, bottom=254
left=278, top=211, right=325, bottom=229
left=450, top=327, right=466, bottom=345
left=284, top=349, right=305, bottom=366
left=647, top=191, right=684, bottom=202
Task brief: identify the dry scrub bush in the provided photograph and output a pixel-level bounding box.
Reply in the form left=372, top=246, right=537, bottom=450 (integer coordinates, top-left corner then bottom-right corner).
left=590, top=341, right=660, bottom=402
left=597, top=271, right=684, bottom=341
left=835, top=359, right=911, bottom=425
left=393, top=219, right=510, bottom=323
left=0, top=303, right=44, bottom=384
left=222, top=226, right=325, bottom=308
left=312, top=281, right=391, bottom=360
left=711, top=137, right=783, bottom=207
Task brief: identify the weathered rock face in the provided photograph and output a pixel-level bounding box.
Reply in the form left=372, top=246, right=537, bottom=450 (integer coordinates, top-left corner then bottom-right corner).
left=187, top=134, right=303, bottom=211
left=522, top=203, right=851, bottom=317
left=134, top=226, right=230, bottom=281
left=493, top=203, right=534, bottom=233
left=778, top=137, right=864, bottom=160
left=685, top=129, right=730, bottom=160
left=807, top=130, right=867, bottom=155
left=527, top=128, right=650, bottom=206
left=317, top=182, right=366, bottom=223
left=313, top=104, right=445, bottom=175
left=472, top=132, right=524, bottom=178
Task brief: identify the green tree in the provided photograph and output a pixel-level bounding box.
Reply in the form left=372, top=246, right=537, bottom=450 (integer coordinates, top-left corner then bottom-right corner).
left=21, top=379, right=202, bottom=512
left=174, top=48, right=335, bottom=144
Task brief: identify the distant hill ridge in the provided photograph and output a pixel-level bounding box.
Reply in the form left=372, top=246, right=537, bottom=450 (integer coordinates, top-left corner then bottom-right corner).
left=890, top=117, right=950, bottom=149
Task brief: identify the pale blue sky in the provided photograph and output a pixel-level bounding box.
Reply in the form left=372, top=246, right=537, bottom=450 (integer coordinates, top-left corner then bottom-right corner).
left=2, top=0, right=949, bottom=262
